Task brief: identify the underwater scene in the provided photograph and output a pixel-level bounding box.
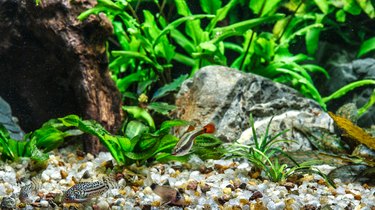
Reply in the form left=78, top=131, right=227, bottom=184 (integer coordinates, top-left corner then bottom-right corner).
left=0, top=0, right=375, bottom=209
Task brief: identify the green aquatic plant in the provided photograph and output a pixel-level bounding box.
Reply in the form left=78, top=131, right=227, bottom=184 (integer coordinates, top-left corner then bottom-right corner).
left=227, top=114, right=335, bottom=187
left=77, top=0, right=374, bottom=112
left=0, top=118, right=83, bottom=168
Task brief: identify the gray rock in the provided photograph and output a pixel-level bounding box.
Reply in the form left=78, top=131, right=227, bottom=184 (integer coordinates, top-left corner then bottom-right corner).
left=0, top=196, right=16, bottom=210
left=324, top=58, right=375, bottom=127
left=0, top=96, right=24, bottom=140
left=175, top=66, right=335, bottom=151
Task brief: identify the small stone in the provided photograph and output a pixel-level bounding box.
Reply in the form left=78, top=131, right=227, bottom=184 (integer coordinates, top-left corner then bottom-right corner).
left=187, top=180, right=198, bottom=191
left=283, top=182, right=295, bottom=191
left=301, top=204, right=317, bottom=210
left=60, top=170, right=68, bottom=179
left=354, top=194, right=362, bottom=200
left=199, top=165, right=213, bottom=174
left=249, top=191, right=263, bottom=201
left=223, top=187, right=232, bottom=195
left=87, top=153, right=94, bottom=160
left=200, top=183, right=211, bottom=193
left=40, top=200, right=49, bottom=208
left=225, top=184, right=235, bottom=191
left=97, top=200, right=109, bottom=210
left=239, top=183, right=247, bottom=189
left=1, top=196, right=16, bottom=210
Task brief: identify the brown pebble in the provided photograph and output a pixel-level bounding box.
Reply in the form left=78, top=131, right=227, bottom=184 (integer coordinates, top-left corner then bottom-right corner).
left=301, top=204, right=317, bottom=210
left=200, top=183, right=211, bottom=193
left=142, top=204, right=151, bottom=210
left=101, top=160, right=114, bottom=169
left=317, top=178, right=326, bottom=185
left=45, top=192, right=56, bottom=200
left=60, top=170, right=68, bottom=179
left=199, top=165, right=213, bottom=174
left=354, top=194, right=361, bottom=200
left=58, top=161, right=65, bottom=166
left=217, top=194, right=230, bottom=205
left=249, top=170, right=261, bottom=179
left=362, top=183, right=370, bottom=189
left=76, top=150, right=85, bottom=157
left=203, top=204, right=211, bottom=210
left=249, top=191, right=263, bottom=200
left=283, top=182, right=295, bottom=191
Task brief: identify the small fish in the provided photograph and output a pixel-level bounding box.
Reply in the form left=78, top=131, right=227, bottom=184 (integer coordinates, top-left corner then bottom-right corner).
left=172, top=123, right=215, bottom=156
left=151, top=183, right=186, bottom=206
left=63, top=177, right=120, bottom=203
left=19, top=176, right=42, bottom=203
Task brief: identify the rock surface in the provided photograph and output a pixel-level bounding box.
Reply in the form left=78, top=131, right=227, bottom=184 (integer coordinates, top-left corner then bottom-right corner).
left=175, top=66, right=335, bottom=151
left=0, top=96, right=24, bottom=140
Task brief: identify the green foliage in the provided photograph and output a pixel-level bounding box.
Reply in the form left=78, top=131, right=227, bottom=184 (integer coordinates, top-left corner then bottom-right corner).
left=0, top=118, right=83, bottom=167
left=227, top=114, right=335, bottom=186
left=78, top=0, right=374, bottom=112
left=357, top=36, right=375, bottom=57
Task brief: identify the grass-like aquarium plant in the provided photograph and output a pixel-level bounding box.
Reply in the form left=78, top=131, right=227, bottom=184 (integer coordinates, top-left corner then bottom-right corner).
left=227, top=114, right=335, bottom=187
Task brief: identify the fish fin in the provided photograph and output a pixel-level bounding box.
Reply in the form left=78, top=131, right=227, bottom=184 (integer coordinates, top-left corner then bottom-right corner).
left=203, top=123, right=215, bottom=133
left=187, top=125, right=195, bottom=132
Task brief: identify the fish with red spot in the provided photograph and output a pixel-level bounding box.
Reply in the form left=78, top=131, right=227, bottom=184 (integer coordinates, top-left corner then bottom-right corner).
left=172, top=123, right=216, bottom=156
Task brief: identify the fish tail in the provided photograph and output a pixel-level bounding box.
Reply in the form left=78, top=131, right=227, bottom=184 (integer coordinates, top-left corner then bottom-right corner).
left=101, top=177, right=120, bottom=190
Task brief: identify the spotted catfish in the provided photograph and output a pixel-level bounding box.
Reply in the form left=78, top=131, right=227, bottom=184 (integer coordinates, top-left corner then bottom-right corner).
left=19, top=176, right=42, bottom=203
left=63, top=177, right=120, bottom=203
left=172, top=123, right=215, bottom=156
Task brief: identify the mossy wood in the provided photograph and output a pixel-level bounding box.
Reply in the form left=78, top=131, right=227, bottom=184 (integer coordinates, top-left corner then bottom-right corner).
left=0, top=0, right=123, bottom=154
left=328, top=112, right=375, bottom=151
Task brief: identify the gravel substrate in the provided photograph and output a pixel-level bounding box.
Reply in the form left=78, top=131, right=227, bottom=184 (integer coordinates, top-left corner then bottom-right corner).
left=0, top=146, right=374, bottom=210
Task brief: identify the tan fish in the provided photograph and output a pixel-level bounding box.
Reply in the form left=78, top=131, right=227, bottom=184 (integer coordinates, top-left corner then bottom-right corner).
left=151, top=183, right=186, bottom=206
left=172, top=123, right=216, bottom=156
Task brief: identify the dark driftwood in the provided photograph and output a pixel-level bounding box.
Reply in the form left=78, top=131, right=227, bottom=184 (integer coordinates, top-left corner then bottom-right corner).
left=0, top=0, right=123, bottom=154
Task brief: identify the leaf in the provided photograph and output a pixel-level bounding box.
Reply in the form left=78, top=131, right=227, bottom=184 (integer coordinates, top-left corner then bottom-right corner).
left=152, top=74, right=188, bottom=101
left=123, top=106, right=155, bottom=129
left=206, top=0, right=239, bottom=32
left=314, top=0, right=329, bottom=14
left=343, top=0, right=362, bottom=15
left=194, top=134, right=222, bottom=147
left=213, top=14, right=285, bottom=35
left=302, top=64, right=329, bottom=79
left=147, top=102, right=176, bottom=116
left=305, top=27, right=321, bottom=56
left=356, top=0, right=375, bottom=18
left=250, top=0, right=283, bottom=16
left=323, top=80, right=375, bottom=103
left=336, top=9, right=346, bottom=22
left=125, top=121, right=149, bottom=139
left=200, top=0, right=222, bottom=14
left=357, top=36, right=375, bottom=57
left=154, top=15, right=214, bottom=47
left=112, top=51, right=163, bottom=71
left=174, top=0, right=191, bottom=16
left=156, top=119, right=190, bottom=135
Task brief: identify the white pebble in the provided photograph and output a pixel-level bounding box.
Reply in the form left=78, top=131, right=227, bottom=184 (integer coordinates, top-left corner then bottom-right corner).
left=97, top=200, right=109, bottom=210
left=40, top=200, right=49, bottom=208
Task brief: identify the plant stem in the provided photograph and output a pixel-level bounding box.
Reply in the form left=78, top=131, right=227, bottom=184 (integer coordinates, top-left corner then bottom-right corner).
left=239, top=31, right=255, bottom=70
